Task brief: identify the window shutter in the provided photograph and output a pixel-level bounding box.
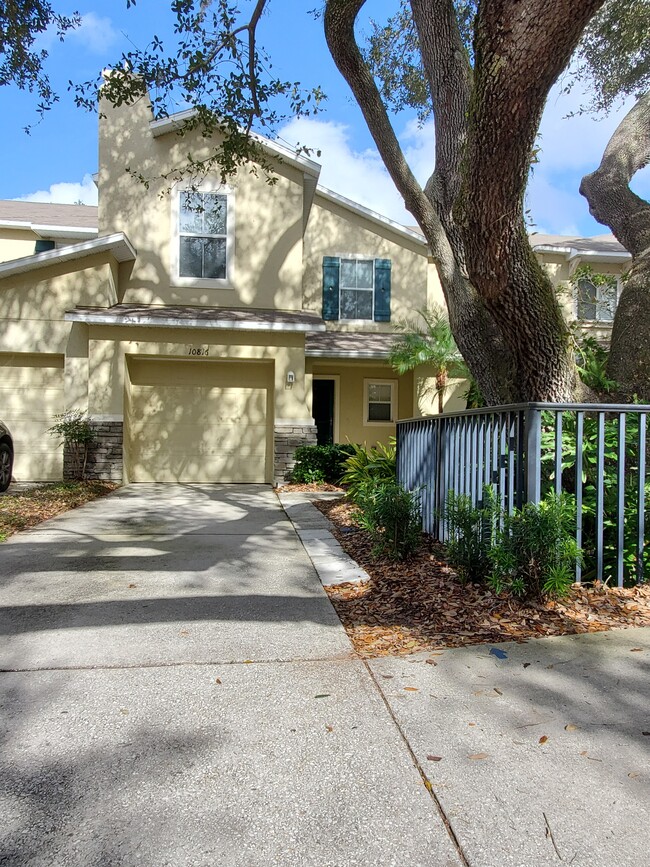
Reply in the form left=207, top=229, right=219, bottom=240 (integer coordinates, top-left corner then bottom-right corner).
left=322, top=256, right=340, bottom=320
left=374, top=259, right=391, bottom=322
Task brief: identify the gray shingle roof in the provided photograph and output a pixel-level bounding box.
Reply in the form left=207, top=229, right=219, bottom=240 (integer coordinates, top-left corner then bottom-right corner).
left=529, top=232, right=628, bottom=256
left=306, top=331, right=398, bottom=358
left=0, top=200, right=98, bottom=229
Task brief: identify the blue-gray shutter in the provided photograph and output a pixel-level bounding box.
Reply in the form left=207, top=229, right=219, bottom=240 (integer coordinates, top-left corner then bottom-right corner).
left=374, top=259, right=391, bottom=322
left=322, top=256, right=340, bottom=320
left=35, top=239, right=55, bottom=254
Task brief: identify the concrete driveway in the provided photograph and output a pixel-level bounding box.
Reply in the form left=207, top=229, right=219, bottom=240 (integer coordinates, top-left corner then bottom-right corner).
left=0, top=484, right=462, bottom=867
left=1, top=484, right=648, bottom=866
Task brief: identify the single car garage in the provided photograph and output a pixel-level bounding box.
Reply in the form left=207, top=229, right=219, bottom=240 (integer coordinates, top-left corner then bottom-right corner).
left=125, top=355, right=273, bottom=483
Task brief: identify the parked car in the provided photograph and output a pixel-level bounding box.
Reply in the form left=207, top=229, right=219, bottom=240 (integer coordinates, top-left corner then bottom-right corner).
left=0, top=421, right=14, bottom=492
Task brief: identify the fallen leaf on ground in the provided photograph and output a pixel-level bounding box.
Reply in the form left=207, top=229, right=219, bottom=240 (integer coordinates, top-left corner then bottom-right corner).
left=564, top=724, right=578, bottom=732
left=468, top=753, right=489, bottom=760
left=628, top=772, right=640, bottom=779
left=425, top=659, right=437, bottom=666
left=215, top=678, right=222, bottom=684
left=314, top=694, right=330, bottom=699
left=404, top=686, right=419, bottom=692
left=539, top=735, right=549, bottom=744
left=630, top=648, right=644, bottom=652
left=325, top=724, right=334, bottom=733
left=426, top=755, right=443, bottom=761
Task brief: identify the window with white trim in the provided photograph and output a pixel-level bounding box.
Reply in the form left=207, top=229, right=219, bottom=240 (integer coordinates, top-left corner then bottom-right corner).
left=364, top=380, right=396, bottom=424
left=576, top=276, right=618, bottom=322
left=178, top=191, right=228, bottom=280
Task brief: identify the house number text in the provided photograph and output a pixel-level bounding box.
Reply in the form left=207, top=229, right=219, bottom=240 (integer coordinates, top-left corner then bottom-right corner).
left=187, top=346, right=210, bottom=356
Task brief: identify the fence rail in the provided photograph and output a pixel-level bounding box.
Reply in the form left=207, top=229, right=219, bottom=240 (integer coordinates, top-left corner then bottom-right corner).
left=396, top=403, right=650, bottom=586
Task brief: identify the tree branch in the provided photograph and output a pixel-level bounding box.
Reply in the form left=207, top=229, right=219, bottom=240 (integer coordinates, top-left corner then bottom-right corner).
left=580, top=91, right=650, bottom=258
left=410, top=0, right=472, bottom=214
left=323, top=0, right=444, bottom=251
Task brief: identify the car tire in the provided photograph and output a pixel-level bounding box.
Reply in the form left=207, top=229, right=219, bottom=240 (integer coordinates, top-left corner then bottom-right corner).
left=0, top=442, right=13, bottom=492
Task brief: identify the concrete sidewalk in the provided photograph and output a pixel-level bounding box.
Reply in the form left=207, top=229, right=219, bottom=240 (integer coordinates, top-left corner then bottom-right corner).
left=1, top=484, right=648, bottom=866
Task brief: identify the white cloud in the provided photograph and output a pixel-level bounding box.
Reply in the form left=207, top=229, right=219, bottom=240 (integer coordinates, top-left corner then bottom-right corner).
left=15, top=173, right=98, bottom=205
left=277, top=116, right=436, bottom=226
left=69, top=12, right=119, bottom=55
left=36, top=12, right=119, bottom=55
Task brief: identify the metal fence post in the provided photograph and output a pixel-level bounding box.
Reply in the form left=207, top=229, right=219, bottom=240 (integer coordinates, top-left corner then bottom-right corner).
left=524, top=406, right=542, bottom=505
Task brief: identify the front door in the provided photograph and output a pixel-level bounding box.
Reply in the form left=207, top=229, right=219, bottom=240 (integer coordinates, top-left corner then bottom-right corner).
left=312, top=379, right=335, bottom=445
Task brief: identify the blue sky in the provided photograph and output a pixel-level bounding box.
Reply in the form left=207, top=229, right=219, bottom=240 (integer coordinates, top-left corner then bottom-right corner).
left=0, top=1, right=646, bottom=237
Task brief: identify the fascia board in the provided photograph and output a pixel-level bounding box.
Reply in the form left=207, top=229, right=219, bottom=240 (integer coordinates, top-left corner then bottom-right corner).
left=314, top=186, right=429, bottom=248
left=0, top=232, right=136, bottom=279
left=64, top=310, right=327, bottom=333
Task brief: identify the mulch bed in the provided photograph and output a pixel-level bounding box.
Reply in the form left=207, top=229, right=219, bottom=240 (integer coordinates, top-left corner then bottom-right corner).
left=0, top=481, right=118, bottom=540
left=313, top=497, right=650, bottom=657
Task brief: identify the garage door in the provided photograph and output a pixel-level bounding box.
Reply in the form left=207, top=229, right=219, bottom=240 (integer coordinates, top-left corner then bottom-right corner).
left=0, top=353, right=64, bottom=480
left=126, top=357, right=271, bottom=483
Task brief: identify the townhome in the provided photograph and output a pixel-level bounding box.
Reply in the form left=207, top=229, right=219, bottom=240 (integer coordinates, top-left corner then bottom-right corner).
left=0, top=91, right=631, bottom=486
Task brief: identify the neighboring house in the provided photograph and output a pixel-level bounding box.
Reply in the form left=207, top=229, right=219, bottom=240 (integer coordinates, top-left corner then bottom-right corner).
left=0, top=200, right=98, bottom=262
left=530, top=233, right=631, bottom=341
left=0, top=91, right=632, bottom=486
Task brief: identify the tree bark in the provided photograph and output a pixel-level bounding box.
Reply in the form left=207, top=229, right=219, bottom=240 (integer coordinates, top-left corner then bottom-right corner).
left=580, top=93, right=650, bottom=400
left=459, top=0, right=604, bottom=401
left=324, top=0, right=515, bottom=405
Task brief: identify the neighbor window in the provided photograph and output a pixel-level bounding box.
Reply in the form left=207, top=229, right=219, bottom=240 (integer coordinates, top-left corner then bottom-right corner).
left=576, top=277, right=618, bottom=322
left=178, top=191, right=228, bottom=279
left=364, top=380, right=396, bottom=424
left=322, top=256, right=391, bottom=322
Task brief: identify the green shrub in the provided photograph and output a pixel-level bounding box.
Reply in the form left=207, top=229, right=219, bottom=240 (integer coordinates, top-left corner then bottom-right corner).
left=290, top=443, right=355, bottom=484
left=488, top=495, right=581, bottom=600
left=444, top=489, right=497, bottom=584
left=48, top=411, right=96, bottom=480
left=340, top=439, right=396, bottom=503
left=354, top=480, right=422, bottom=560
left=444, top=489, right=581, bottom=600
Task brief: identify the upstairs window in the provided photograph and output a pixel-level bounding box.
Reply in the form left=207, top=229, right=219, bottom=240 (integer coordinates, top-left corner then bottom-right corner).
left=178, top=191, right=228, bottom=280
left=576, top=276, right=618, bottom=322
left=322, top=256, right=391, bottom=322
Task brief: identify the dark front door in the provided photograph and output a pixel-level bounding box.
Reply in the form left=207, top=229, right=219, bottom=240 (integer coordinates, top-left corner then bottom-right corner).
left=313, top=379, right=335, bottom=445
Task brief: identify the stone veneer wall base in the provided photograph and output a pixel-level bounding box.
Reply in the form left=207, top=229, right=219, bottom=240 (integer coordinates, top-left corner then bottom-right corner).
left=64, top=421, right=124, bottom=483
left=274, top=423, right=317, bottom=486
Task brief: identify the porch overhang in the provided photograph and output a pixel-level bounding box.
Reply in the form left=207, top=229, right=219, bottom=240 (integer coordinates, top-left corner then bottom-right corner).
left=306, top=331, right=398, bottom=359
left=64, top=304, right=326, bottom=333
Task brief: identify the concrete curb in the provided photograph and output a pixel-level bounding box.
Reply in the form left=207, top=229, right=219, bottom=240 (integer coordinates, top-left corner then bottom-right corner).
left=275, top=490, right=369, bottom=587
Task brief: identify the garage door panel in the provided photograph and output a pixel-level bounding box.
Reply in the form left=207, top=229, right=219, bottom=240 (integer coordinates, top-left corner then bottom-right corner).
left=130, top=387, right=266, bottom=427
left=126, top=359, right=271, bottom=484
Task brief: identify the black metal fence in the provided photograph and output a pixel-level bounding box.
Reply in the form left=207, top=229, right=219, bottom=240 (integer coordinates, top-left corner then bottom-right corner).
left=396, top=403, right=650, bottom=586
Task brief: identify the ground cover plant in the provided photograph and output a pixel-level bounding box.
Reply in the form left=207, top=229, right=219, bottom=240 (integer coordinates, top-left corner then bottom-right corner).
left=0, top=481, right=117, bottom=541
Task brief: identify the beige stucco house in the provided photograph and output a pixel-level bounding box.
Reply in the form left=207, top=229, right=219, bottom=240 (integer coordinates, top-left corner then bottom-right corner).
left=0, top=93, right=631, bottom=486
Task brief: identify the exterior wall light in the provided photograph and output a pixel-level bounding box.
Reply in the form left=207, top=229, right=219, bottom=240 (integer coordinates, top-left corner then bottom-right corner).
left=286, top=370, right=296, bottom=386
